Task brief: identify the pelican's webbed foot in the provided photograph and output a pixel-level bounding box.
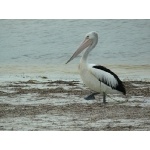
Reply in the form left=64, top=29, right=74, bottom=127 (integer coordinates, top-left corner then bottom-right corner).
left=84, top=92, right=99, bottom=100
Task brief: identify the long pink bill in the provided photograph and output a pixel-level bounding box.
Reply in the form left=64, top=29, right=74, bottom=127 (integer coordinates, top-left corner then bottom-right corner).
left=66, top=38, right=93, bottom=64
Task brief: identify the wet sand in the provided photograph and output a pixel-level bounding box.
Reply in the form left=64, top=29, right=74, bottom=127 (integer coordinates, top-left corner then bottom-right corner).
left=0, top=79, right=150, bottom=131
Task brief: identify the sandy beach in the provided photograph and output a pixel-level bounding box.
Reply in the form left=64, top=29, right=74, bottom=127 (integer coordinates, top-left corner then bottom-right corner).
left=0, top=78, right=150, bottom=131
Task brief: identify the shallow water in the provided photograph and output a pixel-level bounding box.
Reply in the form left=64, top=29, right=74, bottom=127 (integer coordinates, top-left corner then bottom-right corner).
left=0, top=19, right=150, bottom=80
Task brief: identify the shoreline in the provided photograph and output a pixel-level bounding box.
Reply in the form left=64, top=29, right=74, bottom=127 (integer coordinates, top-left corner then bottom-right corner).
left=0, top=63, right=150, bottom=82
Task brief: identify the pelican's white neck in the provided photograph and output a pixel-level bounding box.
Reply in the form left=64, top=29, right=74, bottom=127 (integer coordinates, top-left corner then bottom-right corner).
left=80, top=38, right=98, bottom=64
left=81, top=46, right=92, bottom=64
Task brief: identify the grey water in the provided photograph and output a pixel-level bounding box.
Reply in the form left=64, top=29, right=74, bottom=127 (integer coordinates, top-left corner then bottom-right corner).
left=0, top=19, right=150, bottom=80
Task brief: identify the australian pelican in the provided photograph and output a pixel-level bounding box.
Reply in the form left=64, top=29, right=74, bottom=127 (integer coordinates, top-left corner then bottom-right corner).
left=66, top=31, right=126, bottom=103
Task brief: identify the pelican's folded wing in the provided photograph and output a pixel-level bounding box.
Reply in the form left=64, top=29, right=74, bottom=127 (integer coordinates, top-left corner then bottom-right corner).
left=89, top=64, right=126, bottom=94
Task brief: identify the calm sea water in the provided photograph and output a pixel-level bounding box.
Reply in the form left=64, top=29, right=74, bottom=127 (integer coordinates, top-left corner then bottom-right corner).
left=0, top=19, right=150, bottom=80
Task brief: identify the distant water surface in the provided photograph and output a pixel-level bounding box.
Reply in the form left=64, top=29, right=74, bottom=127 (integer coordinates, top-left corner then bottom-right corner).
left=0, top=20, right=150, bottom=80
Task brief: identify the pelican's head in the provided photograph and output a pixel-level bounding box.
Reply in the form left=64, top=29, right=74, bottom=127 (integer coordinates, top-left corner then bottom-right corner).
left=66, top=31, right=98, bottom=64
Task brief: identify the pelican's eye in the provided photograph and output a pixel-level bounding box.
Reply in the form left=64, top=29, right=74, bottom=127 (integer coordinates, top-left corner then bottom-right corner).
left=86, top=35, right=89, bottom=38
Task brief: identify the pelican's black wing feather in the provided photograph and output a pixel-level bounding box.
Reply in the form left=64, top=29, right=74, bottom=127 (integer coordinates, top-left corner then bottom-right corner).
left=93, top=65, right=126, bottom=95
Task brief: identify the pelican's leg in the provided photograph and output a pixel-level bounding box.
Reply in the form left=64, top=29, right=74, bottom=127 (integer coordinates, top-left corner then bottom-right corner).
left=103, top=92, right=106, bottom=104
left=84, top=92, right=99, bottom=100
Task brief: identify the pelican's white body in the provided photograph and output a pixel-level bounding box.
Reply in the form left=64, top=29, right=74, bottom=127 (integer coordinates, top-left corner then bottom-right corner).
left=79, top=61, right=120, bottom=94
